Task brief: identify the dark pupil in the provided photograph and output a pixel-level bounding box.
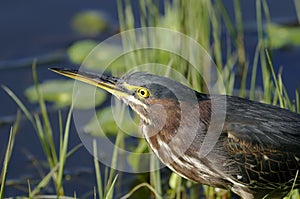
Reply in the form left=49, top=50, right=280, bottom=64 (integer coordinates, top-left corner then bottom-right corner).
left=140, top=90, right=145, bottom=95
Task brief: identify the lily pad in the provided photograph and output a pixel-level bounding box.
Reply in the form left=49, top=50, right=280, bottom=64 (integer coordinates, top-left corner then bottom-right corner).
left=71, top=10, right=108, bottom=36
left=67, top=40, right=98, bottom=64
left=67, top=40, right=125, bottom=72
left=25, top=79, right=106, bottom=109
left=83, top=43, right=125, bottom=72
left=127, top=140, right=150, bottom=172
left=267, top=23, right=300, bottom=49
left=84, top=106, right=138, bottom=137
left=84, top=107, right=118, bottom=136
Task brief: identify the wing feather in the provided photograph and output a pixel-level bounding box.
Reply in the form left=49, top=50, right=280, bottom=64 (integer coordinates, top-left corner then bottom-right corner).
left=222, top=96, right=300, bottom=152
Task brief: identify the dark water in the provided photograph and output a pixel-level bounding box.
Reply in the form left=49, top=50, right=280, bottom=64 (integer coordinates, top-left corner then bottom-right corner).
left=0, top=0, right=299, bottom=198
left=0, top=1, right=121, bottom=197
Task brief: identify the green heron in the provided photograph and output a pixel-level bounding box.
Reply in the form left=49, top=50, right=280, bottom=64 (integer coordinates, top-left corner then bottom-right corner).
left=50, top=68, right=300, bottom=199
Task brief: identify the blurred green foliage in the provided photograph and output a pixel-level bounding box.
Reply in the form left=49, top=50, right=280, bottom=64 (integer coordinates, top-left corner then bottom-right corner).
left=267, top=23, right=300, bottom=49
left=71, top=10, right=108, bottom=36
left=67, top=40, right=98, bottom=64
left=25, top=79, right=106, bottom=109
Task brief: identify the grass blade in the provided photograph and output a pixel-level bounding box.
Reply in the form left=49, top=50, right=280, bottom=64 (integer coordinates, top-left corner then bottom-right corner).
left=105, top=175, right=118, bottom=199
left=0, top=127, right=16, bottom=198
left=265, top=50, right=284, bottom=107
left=150, top=156, right=162, bottom=197
left=32, top=62, right=58, bottom=166
left=105, top=101, right=127, bottom=195
left=56, top=105, right=73, bottom=195
left=256, top=0, right=272, bottom=103
left=93, top=140, right=103, bottom=199
left=30, top=164, right=60, bottom=197
left=2, top=85, right=37, bottom=131
left=296, top=90, right=300, bottom=113
left=250, top=41, right=261, bottom=100
left=120, top=183, right=162, bottom=199
left=287, top=170, right=299, bottom=198
left=58, top=111, right=63, bottom=158
left=66, top=144, right=82, bottom=158
left=34, top=114, right=54, bottom=170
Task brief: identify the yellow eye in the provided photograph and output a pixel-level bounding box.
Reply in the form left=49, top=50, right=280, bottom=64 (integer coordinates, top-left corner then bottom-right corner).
left=137, top=88, right=150, bottom=98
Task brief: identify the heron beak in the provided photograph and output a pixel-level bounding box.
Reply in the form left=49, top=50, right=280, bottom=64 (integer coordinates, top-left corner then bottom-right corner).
left=49, top=68, right=131, bottom=99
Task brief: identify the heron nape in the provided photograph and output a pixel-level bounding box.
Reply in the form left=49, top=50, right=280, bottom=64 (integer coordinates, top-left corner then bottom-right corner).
left=50, top=68, right=300, bottom=199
